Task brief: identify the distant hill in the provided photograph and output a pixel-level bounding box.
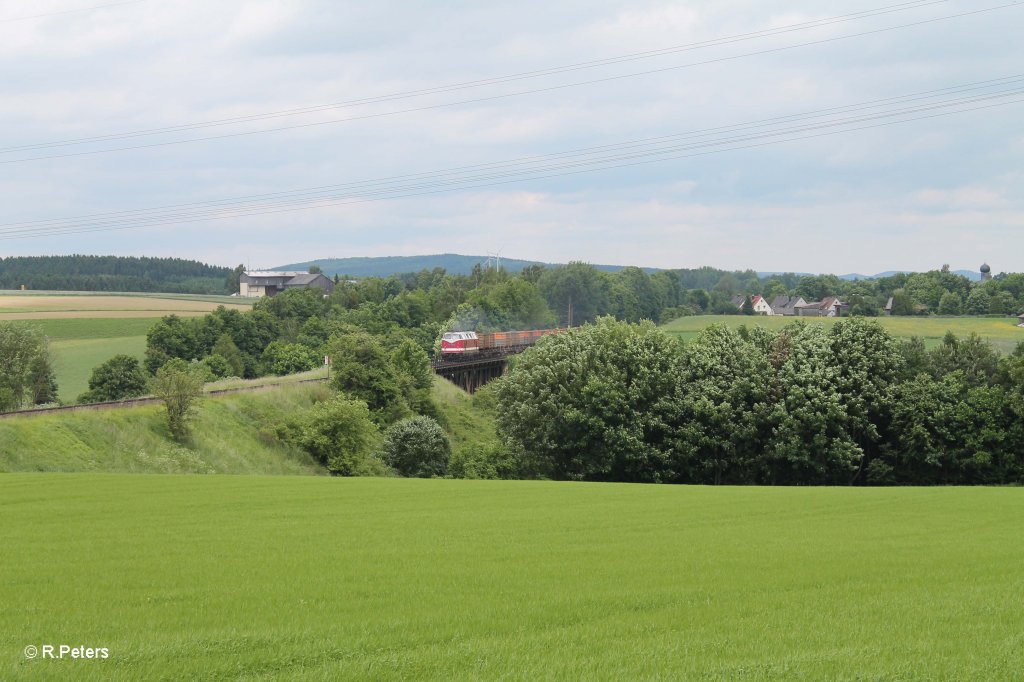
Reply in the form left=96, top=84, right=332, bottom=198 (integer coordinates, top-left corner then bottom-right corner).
left=277, top=254, right=989, bottom=282
left=275, top=254, right=662, bottom=277
left=838, top=270, right=982, bottom=282
left=0, top=255, right=232, bottom=294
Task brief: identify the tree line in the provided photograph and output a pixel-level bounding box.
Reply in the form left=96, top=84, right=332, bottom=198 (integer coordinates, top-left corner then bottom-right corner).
left=492, top=318, right=1024, bottom=486
left=0, top=255, right=236, bottom=294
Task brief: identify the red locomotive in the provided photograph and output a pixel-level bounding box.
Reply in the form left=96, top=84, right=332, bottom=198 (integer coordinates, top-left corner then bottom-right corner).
left=441, top=329, right=562, bottom=357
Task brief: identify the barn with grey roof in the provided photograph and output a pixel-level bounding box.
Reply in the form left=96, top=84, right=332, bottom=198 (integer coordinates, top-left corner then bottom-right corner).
left=238, top=271, right=335, bottom=298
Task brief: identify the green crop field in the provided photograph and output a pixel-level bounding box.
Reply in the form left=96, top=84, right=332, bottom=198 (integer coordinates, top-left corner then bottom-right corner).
left=49, top=336, right=148, bottom=403
left=2, top=477, right=1022, bottom=680
left=662, top=314, right=1024, bottom=353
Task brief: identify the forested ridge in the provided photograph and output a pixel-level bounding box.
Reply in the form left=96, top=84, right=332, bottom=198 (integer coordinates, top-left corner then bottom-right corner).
left=0, top=255, right=236, bottom=294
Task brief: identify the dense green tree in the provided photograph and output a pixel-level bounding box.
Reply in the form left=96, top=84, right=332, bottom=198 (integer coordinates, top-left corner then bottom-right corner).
left=145, top=315, right=201, bottom=373
left=211, top=333, right=245, bottom=377
left=325, top=331, right=409, bottom=424
left=989, top=290, right=1018, bottom=315
left=764, top=324, right=864, bottom=485
left=965, top=287, right=992, bottom=315
left=937, top=291, right=963, bottom=315
left=711, top=273, right=740, bottom=298
left=0, top=322, right=57, bottom=412
left=149, top=358, right=206, bottom=441
left=929, top=332, right=1001, bottom=388
left=888, top=290, right=916, bottom=316
left=494, top=318, right=682, bottom=481
left=538, top=262, right=610, bottom=326
left=884, top=373, right=1022, bottom=484
left=78, top=355, right=149, bottom=403
left=898, top=336, right=930, bottom=380
left=741, top=296, right=755, bottom=315
left=261, top=341, right=319, bottom=375
left=226, top=264, right=245, bottom=294
left=27, top=353, right=59, bottom=406
left=671, top=325, right=776, bottom=484
left=381, top=415, right=451, bottom=477
left=762, top=280, right=790, bottom=301
left=202, top=354, right=232, bottom=379
left=708, top=291, right=740, bottom=315
left=253, top=288, right=327, bottom=324
left=295, top=396, right=383, bottom=475
left=0, top=255, right=232, bottom=294
left=463, top=278, right=556, bottom=331
left=827, top=318, right=905, bottom=482
left=687, top=288, right=710, bottom=312
left=795, top=275, right=841, bottom=302
left=389, top=337, right=435, bottom=416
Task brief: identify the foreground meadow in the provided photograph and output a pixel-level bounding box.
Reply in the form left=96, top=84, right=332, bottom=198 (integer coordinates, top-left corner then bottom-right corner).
left=3, top=476, right=1022, bottom=680
left=661, top=314, right=1024, bottom=352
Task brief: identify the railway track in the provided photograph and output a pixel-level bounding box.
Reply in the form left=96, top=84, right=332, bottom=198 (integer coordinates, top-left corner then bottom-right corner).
left=0, top=377, right=329, bottom=420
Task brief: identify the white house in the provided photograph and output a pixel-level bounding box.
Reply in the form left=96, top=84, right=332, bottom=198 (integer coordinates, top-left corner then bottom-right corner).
left=751, top=295, right=773, bottom=316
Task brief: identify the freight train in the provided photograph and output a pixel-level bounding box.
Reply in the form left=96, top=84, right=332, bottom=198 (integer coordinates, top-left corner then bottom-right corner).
left=440, top=329, right=562, bottom=358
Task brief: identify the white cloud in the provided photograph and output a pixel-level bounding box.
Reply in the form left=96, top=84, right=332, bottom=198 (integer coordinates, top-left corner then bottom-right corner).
left=1, top=0, right=1022, bottom=274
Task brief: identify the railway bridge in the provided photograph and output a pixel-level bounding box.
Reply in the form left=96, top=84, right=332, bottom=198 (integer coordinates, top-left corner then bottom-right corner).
left=431, top=355, right=510, bottom=393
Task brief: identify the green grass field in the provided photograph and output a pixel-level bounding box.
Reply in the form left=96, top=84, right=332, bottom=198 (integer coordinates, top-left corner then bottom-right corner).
left=662, top=314, right=1024, bottom=353
left=49, top=336, right=148, bottom=403
left=2, top=477, right=1022, bottom=680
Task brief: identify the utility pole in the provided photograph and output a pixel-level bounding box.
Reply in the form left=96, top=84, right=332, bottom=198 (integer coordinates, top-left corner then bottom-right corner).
left=567, top=295, right=573, bottom=328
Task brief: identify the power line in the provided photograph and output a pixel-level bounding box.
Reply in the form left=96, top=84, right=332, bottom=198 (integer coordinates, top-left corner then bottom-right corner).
left=0, top=0, right=145, bottom=23
left=4, top=79, right=1020, bottom=230
left=2, top=0, right=951, bottom=150
left=2, top=83, right=1020, bottom=240
left=5, top=74, right=1020, bottom=227
left=4, top=0, right=1019, bottom=163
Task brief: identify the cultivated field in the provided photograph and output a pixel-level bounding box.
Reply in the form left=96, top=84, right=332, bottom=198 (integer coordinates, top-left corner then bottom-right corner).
left=2, top=477, right=1022, bottom=680
left=662, top=314, right=1024, bottom=353
left=0, top=292, right=249, bottom=319
left=1, top=293, right=252, bottom=402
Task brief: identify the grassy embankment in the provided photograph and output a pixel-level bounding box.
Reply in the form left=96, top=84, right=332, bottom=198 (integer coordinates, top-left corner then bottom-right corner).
left=0, top=382, right=327, bottom=475
left=2, top=477, right=1022, bottom=680
left=662, top=314, right=1024, bottom=352
left=0, top=375, right=491, bottom=476
left=0, top=294, right=252, bottom=403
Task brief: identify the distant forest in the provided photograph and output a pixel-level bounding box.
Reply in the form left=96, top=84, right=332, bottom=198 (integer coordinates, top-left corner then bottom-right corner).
left=0, top=256, right=238, bottom=294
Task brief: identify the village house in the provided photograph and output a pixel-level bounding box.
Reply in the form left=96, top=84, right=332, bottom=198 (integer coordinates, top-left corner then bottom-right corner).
left=238, top=271, right=335, bottom=298
left=795, top=297, right=846, bottom=317
left=730, top=295, right=774, bottom=315
left=769, top=295, right=806, bottom=316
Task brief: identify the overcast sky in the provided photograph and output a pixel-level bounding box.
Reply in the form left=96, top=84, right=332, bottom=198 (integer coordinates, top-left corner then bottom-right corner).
left=1, top=0, right=1021, bottom=273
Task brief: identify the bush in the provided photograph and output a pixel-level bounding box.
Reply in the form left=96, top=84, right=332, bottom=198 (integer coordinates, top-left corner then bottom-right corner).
left=295, top=396, right=384, bottom=476
left=381, top=416, right=451, bottom=478
left=326, top=331, right=409, bottom=425
left=261, top=341, right=319, bottom=376
left=211, top=334, right=245, bottom=377
left=150, top=358, right=207, bottom=441
left=0, top=322, right=58, bottom=411
left=202, top=354, right=233, bottom=379
left=448, top=442, right=519, bottom=480
left=78, top=354, right=149, bottom=403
